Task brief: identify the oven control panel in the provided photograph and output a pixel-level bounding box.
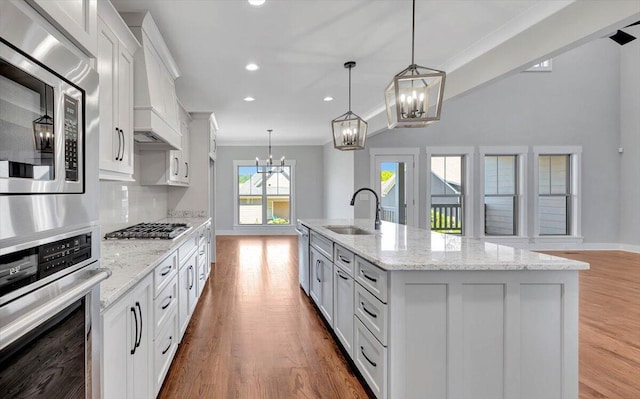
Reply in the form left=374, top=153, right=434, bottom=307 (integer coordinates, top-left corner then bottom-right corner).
left=0, top=233, right=92, bottom=298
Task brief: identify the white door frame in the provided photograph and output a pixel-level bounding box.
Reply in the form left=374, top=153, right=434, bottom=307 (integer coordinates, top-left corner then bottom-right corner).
left=369, top=148, right=420, bottom=227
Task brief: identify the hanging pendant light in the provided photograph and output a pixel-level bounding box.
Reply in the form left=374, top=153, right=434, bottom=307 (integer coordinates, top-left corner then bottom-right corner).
left=255, top=129, right=285, bottom=174
left=332, top=61, right=367, bottom=150
left=384, top=0, right=446, bottom=129
left=33, top=83, right=54, bottom=153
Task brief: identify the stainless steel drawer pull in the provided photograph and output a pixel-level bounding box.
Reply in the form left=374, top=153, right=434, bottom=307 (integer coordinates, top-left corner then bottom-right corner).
left=360, top=346, right=377, bottom=367
left=162, top=336, right=172, bottom=355
left=160, top=265, right=172, bottom=276
left=338, top=255, right=351, bottom=264
left=360, top=269, right=377, bottom=283
left=361, top=302, right=377, bottom=318
left=161, top=296, right=172, bottom=310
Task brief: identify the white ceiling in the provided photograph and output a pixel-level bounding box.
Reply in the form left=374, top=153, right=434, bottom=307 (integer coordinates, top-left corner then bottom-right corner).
left=110, top=0, right=637, bottom=146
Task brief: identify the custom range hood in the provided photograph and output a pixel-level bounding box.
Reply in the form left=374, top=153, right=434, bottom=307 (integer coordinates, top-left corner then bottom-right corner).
left=120, top=11, right=182, bottom=150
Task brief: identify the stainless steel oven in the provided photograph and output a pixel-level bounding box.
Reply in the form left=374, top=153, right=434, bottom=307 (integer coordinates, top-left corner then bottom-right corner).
left=0, top=226, right=109, bottom=399
left=0, top=0, right=99, bottom=242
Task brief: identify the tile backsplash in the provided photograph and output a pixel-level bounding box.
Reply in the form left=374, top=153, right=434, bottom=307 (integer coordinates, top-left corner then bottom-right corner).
left=167, top=209, right=206, bottom=218
left=100, top=181, right=168, bottom=234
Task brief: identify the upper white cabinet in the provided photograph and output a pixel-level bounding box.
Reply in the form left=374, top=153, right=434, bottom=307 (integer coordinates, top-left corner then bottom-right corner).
left=209, top=113, right=219, bottom=161
left=120, top=12, right=182, bottom=150
left=97, top=1, right=140, bottom=181
left=26, top=0, right=98, bottom=57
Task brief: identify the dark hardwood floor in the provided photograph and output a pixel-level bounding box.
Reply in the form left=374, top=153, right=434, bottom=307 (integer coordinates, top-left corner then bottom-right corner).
left=158, top=237, right=640, bottom=398
left=158, top=235, right=369, bottom=399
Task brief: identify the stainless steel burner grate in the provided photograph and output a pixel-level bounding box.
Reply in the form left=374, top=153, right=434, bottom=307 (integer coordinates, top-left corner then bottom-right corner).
left=104, top=223, right=190, bottom=239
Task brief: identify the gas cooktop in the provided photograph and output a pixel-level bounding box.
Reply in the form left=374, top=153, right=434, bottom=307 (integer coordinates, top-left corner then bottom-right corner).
left=104, top=223, right=190, bottom=240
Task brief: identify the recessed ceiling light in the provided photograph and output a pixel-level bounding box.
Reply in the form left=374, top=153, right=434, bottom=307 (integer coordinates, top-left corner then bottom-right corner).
left=246, top=63, right=259, bottom=71
left=244, top=96, right=255, bottom=102
left=248, top=0, right=265, bottom=6
left=323, top=96, right=333, bottom=102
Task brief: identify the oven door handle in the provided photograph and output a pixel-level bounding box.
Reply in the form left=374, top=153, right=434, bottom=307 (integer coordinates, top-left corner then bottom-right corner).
left=0, top=268, right=111, bottom=352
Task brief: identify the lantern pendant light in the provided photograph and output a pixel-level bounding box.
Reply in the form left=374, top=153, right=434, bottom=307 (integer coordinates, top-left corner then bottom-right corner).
left=255, top=129, right=285, bottom=174
left=332, top=61, right=367, bottom=150
left=33, top=83, right=54, bottom=153
left=384, top=0, right=446, bottom=129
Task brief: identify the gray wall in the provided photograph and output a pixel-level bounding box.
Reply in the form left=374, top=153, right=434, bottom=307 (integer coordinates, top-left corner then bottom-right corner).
left=215, top=145, right=324, bottom=233
left=619, top=26, right=640, bottom=248
left=355, top=38, right=622, bottom=244
left=323, top=142, right=355, bottom=219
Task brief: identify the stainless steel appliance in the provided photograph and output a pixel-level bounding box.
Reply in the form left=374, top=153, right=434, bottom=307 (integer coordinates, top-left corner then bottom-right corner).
left=104, top=222, right=191, bottom=240
left=0, top=225, right=109, bottom=399
left=296, top=222, right=310, bottom=295
left=0, top=0, right=99, bottom=242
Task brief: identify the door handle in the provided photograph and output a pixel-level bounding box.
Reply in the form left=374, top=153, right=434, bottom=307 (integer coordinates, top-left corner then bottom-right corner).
left=315, top=259, right=321, bottom=283
left=135, top=302, right=142, bottom=348
left=119, top=129, right=125, bottom=161
left=115, top=127, right=121, bottom=161
left=360, top=269, right=378, bottom=283
left=160, top=265, right=172, bottom=276
left=161, top=336, right=172, bottom=355
left=360, top=346, right=377, bottom=367
left=361, top=301, right=378, bottom=318
left=130, top=306, right=138, bottom=355
left=185, top=162, right=189, bottom=178
left=174, top=157, right=179, bottom=176
left=338, top=255, right=351, bottom=264
left=337, top=270, right=349, bottom=280
left=161, top=296, right=172, bottom=310
left=188, top=265, right=194, bottom=290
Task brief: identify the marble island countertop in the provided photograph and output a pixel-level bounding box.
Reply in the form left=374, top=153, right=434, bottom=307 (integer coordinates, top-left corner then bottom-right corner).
left=299, top=219, right=589, bottom=271
left=100, top=216, right=211, bottom=310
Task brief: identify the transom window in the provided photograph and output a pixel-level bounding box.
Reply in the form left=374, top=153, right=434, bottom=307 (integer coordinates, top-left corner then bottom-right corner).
left=236, top=164, right=292, bottom=226
left=484, top=155, right=518, bottom=236
left=430, top=155, right=464, bottom=234
left=538, top=154, right=571, bottom=235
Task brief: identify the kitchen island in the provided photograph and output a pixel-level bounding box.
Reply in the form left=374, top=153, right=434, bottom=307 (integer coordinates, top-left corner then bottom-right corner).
left=299, top=219, right=588, bottom=399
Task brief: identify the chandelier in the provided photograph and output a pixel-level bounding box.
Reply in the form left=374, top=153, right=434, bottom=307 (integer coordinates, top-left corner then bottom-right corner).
left=255, top=129, right=285, bottom=173
left=331, top=61, right=367, bottom=150
left=384, top=0, right=446, bottom=128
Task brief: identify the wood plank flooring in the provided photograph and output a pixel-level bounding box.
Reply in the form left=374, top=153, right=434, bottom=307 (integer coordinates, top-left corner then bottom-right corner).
left=158, top=235, right=370, bottom=399
left=542, top=250, right=640, bottom=399
left=158, top=237, right=640, bottom=398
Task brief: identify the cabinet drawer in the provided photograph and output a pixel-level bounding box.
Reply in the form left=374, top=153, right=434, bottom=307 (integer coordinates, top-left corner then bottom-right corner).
left=355, top=283, right=388, bottom=346
left=153, top=275, right=177, bottom=337
left=178, top=233, right=198, bottom=265
left=354, top=317, right=387, bottom=399
left=154, top=251, right=177, bottom=296
left=355, top=256, right=388, bottom=303
left=153, top=310, right=178, bottom=397
left=310, top=231, right=333, bottom=261
left=334, top=244, right=354, bottom=277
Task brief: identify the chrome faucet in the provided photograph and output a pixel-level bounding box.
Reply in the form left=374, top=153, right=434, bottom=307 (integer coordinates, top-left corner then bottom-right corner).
left=350, top=187, right=381, bottom=230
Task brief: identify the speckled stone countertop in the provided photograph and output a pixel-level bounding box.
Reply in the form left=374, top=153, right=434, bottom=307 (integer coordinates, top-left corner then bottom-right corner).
left=299, top=219, right=589, bottom=271
left=100, top=217, right=211, bottom=310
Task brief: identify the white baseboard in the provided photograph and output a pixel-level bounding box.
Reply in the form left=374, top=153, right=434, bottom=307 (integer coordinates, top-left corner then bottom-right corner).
left=618, top=243, right=640, bottom=254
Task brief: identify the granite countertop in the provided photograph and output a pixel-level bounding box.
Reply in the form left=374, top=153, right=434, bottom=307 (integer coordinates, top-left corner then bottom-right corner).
left=100, top=216, right=211, bottom=310
left=299, top=219, right=589, bottom=271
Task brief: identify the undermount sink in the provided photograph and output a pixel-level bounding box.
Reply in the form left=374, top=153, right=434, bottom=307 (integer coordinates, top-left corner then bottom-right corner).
left=324, top=225, right=374, bottom=235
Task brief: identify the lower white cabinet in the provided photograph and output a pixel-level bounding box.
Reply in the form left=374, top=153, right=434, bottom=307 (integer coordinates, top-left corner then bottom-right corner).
left=333, top=265, right=354, bottom=357
left=310, top=247, right=333, bottom=326
left=102, top=274, right=153, bottom=399
left=178, top=248, right=198, bottom=339
left=153, top=310, right=178, bottom=396
left=354, top=317, right=387, bottom=399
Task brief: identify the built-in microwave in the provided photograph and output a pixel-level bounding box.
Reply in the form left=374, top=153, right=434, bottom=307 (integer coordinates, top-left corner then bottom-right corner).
left=0, top=39, right=84, bottom=194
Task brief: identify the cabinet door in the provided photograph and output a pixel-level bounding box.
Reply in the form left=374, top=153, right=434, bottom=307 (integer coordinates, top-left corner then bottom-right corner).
left=167, top=150, right=182, bottom=183
left=309, top=248, right=322, bottom=308
left=97, top=19, right=119, bottom=174
left=117, top=46, right=134, bottom=175
left=333, top=266, right=354, bottom=358
left=178, top=264, right=190, bottom=340
left=319, top=258, right=334, bottom=327
left=130, top=278, right=152, bottom=399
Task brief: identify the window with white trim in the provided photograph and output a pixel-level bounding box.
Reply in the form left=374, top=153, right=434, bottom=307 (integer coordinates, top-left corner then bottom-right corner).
left=427, top=147, right=474, bottom=236
left=235, top=162, right=293, bottom=226
left=537, top=154, right=571, bottom=235
left=484, top=155, right=518, bottom=236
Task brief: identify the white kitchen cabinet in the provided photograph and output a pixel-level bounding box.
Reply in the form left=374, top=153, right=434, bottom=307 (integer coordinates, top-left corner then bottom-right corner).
left=178, top=247, right=198, bottom=339
left=26, top=0, right=98, bottom=57
left=333, top=265, right=354, bottom=358
left=309, top=247, right=322, bottom=309
left=102, top=274, right=152, bottom=399
left=310, top=247, right=334, bottom=327
left=97, top=2, right=139, bottom=181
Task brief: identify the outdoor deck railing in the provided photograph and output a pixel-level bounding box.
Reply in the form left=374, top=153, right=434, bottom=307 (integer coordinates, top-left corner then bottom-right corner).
left=431, top=203, right=462, bottom=232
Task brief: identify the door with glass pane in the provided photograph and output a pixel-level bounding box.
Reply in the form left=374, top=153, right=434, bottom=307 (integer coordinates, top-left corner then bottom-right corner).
left=374, top=155, right=415, bottom=226
left=430, top=155, right=464, bottom=234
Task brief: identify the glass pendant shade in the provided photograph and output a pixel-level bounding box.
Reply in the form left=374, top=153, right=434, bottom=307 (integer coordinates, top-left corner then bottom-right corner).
left=385, top=64, right=445, bottom=128
left=331, top=61, right=367, bottom=151
left=332, top=111, right=367, bottom=150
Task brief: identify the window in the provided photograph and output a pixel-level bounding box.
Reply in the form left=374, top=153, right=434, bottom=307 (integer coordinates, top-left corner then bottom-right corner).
left=235, top=162, right=293, bottom=226
left=537, top=154, right=571, bottom=235
left=484, top=155, right=518, bottom=236
left=525, top=59, right=552, bottom=72
left=430, top=155, right=465, bottom=234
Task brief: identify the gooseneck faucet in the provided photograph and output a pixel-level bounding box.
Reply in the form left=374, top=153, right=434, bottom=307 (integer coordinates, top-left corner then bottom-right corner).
left=350, top=187, right=381, bottom=230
